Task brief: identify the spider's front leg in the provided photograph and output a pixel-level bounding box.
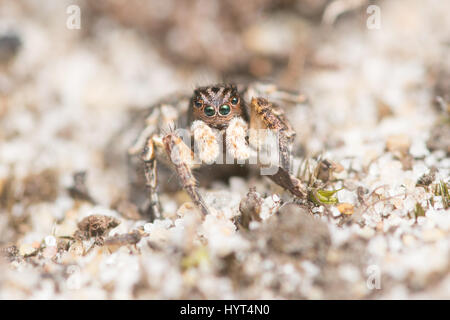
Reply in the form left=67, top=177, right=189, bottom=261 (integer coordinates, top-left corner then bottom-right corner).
left=249, top=97, right=307, bottom=198
left=162, top=131, right=211, bottom=216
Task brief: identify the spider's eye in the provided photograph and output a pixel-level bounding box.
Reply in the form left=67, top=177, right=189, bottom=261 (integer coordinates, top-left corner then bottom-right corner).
left=219, top=104, right=231, bottom=116
left=194, top=100, right=203, bottom=108
left=230, top=96, right=239, bottom=105
left=204, top=106, right=216, bottom=117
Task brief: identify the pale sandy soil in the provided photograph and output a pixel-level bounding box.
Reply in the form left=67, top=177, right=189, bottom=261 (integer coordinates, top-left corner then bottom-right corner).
left=0, top=0, right=448, bottom=299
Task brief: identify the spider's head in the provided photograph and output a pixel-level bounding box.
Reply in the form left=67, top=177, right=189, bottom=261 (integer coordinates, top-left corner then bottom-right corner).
left=190, top=84, right=245, bottom=130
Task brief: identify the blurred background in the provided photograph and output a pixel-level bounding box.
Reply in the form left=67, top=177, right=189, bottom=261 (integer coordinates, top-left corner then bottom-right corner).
left=1, top=0, right=447, bottom=175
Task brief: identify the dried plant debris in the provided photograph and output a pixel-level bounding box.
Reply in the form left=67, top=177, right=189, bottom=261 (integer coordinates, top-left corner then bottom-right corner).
left=0, top=245, right=19, bottom=262
left=434, top=180, right=449, bottom=209
left=238, top=187, right=263, bottom=228
left=74, top=215, right=121, bottom=241
left=67, top=171, right=96, bottom=203
left=416, top=168, right=437, bottom=187
left=314, top=159, right=344, bottom=183
left=104, top=229, right=143, bottom=251
left=0, top=174, right=16, bottom=210
left=414, top=202, right=426, bottom=219
left=296, top=157, right=343, bottom=188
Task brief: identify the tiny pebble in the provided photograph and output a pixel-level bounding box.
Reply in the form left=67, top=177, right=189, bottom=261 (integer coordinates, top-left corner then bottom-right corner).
left=337, top=203, right=354, bottom=215
left=45, top=235, right=57, bottom=247
left=330, top=206, right=341, bottom=217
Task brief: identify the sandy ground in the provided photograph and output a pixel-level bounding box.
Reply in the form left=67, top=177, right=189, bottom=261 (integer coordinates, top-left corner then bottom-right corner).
left=0, top=0, right=449, bottom=299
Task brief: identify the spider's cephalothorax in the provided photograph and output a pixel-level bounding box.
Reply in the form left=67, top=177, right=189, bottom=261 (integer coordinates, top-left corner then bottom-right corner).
left=128, top=82, right=307, bottom=220
left=189, top=84, right=248, bottom=130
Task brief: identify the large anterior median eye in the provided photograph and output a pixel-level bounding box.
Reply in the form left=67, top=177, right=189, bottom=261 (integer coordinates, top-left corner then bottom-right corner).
left=204, top=106, right=216, bottom=117
left=219, top=104, right=231, bottom=116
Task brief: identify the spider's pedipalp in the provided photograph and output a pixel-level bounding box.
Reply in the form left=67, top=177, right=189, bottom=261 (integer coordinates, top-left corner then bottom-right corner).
left=226, top=117, right=251, bottom=162
left=191, top=120, right=220, bottom=164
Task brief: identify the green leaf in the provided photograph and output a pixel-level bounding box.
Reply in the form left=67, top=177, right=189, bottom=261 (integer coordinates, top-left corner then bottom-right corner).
left=308, top=188, right=343, bottom=205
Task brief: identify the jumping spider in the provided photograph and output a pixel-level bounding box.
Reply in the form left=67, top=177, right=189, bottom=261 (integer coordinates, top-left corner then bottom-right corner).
left=128, top=83, right=307, bottom=219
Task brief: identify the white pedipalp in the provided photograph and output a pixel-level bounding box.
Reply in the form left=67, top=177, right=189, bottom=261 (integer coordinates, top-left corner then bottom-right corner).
left=226, top=117, right=251, bottom=162
left=191, top=120, right=220, bottom=164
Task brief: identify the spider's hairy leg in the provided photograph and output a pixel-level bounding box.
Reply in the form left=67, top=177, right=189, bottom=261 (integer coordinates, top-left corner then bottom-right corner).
left=226, top=117, right=251, bottom=162
left=130, top=101, right=184, bottom=156
left=249, top=97, right=296, bottom=170
left=244, top=82, right=307, bottom=105
left=128, top=107, right=160, bottom=156
left=140, top=134, right=163, bottom=219
left=191, top=120, right=220, bottom=164
left=250, top=97, right=306, bottom=198
left=162, top=132, right=210, bottom=216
